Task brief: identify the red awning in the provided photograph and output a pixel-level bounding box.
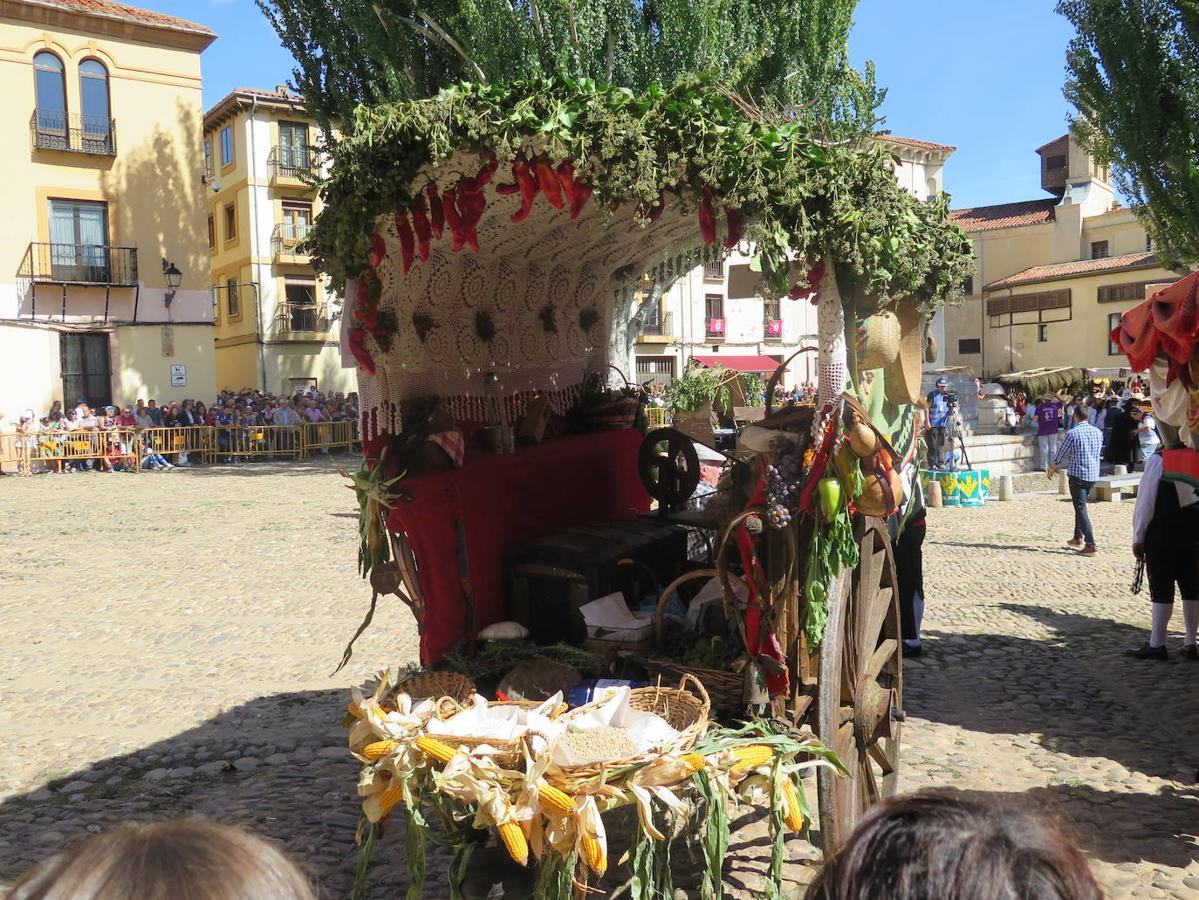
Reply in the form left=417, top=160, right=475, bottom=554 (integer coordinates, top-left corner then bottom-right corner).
left=691, top=354, right=781, bottom=373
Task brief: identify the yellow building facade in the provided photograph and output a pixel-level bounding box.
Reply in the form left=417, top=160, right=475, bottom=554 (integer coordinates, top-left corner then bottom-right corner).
left=943, top=130, right=1184, bottom=378
left=203, top=89, right=350, bottom=397
left=0, top=0, right=216, bottom=419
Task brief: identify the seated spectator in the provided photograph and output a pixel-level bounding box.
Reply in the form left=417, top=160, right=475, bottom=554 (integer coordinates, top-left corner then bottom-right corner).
left=807, top=790, right=1102, bottom=900
left=8, top=818, right=315, bottom=900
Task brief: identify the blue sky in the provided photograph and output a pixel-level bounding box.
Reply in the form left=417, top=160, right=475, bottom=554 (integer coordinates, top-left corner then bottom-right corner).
left=191, top=0, right=1076, bottom=209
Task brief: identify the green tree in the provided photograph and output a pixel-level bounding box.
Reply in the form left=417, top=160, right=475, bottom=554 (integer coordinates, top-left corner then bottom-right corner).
left=257, top=0, right=880, bottom=136
left=1060, top=0, right=1199, bottom=264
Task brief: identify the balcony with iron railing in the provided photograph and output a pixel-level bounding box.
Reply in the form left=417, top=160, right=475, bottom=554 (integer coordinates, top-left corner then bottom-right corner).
left=272, top=222, right=313, bottom=263
left=705, top=317, right=726, bottom=340
left=268, top=145, right=318, bottom=186
left=273, top=301, right=333, bottom=337
left=20, top=243, right=137, bottom=286
left=639, top=310, right=673, bottom=342
left=764, top=319, right=783, bottom=342
left=30, top=111, right=116, bottom=156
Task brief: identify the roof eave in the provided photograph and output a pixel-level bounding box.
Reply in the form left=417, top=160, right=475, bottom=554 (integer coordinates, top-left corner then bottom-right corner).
left=983, top=259, right=1165, bottom=292
left=203, top=90, right=308, bottom=130
left=5, top=0, right=215, bottom=51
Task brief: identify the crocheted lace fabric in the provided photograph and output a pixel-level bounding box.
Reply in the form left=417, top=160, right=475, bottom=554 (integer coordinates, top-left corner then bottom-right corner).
left=347, top=152, right=705, bottom=438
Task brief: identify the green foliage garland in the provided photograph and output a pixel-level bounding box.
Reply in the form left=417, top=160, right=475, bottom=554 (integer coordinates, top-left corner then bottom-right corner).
left=309, top=76, right=973, bottom=305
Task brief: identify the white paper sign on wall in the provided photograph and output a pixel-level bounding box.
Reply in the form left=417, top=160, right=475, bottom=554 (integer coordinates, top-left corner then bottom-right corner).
left=170, top=364, right=187, bottom=387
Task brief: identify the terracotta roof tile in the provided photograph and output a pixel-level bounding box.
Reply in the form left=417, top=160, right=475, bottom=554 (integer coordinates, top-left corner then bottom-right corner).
left=203, top=87, right=306, bottom=125
left=949, top=199, right=1058, bottom=233
left=985, top=252, right=1162, bottom=291
left=19, top=0, right=213, bottom=35
left=876, top=134, right=956, bottom=152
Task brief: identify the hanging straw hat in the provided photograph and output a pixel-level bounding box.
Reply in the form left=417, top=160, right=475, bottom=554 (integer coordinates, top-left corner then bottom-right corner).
left=859, top=310, right=902, bottom=371
left=885, top=301, right=927, bottom=406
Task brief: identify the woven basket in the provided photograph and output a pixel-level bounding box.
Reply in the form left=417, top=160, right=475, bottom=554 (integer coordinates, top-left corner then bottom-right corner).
left=549, top=675, right=711, bottom=783
left=385, top=671, right=476, bottom=718
left=643, top=569, right=748, bottom=713
left=587, top=396, right=640, bottom=430
left=431, top=700, right=565, bottom=769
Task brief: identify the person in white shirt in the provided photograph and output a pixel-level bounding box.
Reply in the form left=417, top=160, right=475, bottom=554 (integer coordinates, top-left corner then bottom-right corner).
left=1128, top=425, right=1199, bottom=660
left=1129, top=404, right=1161, bottom=468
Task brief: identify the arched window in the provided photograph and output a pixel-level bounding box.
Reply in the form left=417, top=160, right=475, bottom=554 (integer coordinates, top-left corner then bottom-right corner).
left=33, top=51, right=66, bottom=135
left=79, top=59, right=111, bottom=151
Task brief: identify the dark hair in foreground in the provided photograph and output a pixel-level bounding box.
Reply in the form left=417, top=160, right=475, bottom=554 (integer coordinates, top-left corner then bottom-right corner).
left=8, top=819, right=315, bottom=900
left=807, top=791, right=1104, bottom=900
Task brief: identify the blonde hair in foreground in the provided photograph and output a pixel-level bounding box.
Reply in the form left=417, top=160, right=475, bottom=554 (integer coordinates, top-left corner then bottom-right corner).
left=7, top=819, right=315, bottom=900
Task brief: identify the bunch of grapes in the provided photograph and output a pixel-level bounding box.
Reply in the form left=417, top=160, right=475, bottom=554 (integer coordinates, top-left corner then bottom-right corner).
left=765, top=439, right=803, bottom=529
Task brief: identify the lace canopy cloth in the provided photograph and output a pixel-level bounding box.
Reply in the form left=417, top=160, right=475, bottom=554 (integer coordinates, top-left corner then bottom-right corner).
left=348, top=151, right=706, bottom=438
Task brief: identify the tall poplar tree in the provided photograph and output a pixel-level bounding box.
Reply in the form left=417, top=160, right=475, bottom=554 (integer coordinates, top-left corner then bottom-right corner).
left=1060, top=0, right=1199, bottom=264
left=257, top=0, right=881, bottom=137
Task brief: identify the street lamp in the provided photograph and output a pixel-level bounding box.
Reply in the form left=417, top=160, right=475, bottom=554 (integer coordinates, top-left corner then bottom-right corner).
left=162, top=258, right=182, bottom=307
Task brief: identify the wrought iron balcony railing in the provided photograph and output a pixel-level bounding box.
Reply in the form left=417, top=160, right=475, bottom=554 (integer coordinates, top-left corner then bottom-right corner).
left=271, top=221, right=313, bottom=258
left=20, top=242, right=138, bottom=286
left=640, top=311, right=673, bottom=337
left=268, top=145, right=317, bottom=181
left=274, top=302, right=331, bottom=334
left=30, top=111, right=116, bottom=156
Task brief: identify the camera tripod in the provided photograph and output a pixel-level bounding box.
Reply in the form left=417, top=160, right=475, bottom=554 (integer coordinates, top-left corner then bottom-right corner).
left=944, top=403, right=972, bottom=472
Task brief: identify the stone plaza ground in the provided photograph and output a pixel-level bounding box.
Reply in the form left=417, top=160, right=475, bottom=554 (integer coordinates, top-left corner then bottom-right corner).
left=0, top=459, right=1196, bottom=897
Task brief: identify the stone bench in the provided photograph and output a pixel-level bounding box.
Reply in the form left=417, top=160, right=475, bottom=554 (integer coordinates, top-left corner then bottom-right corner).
left=1092, top=472, right=1142, bottom=502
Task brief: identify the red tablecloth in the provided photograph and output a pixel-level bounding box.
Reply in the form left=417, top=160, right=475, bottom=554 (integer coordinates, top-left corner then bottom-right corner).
left=387, top=429, right=650, bottom=663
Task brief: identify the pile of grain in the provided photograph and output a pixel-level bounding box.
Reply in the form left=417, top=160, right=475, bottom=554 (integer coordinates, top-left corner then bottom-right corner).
left=553, top=726, right=638, bottom=764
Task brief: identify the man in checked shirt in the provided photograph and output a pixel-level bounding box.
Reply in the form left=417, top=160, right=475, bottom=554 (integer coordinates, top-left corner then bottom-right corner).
left=1047, top=406, right=1104, bottom=556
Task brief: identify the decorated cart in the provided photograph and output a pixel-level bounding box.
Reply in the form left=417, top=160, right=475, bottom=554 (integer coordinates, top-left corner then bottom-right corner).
left=313, top=78, right=973, bottom=896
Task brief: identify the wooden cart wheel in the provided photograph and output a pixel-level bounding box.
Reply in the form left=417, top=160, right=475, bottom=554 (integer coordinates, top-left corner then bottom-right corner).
left=815, top=516, right=903, bottom=853
left=638, top=427, right=701, bottom=510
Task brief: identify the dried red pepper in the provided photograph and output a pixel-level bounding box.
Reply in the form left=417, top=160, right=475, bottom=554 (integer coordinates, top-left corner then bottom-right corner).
left=410, top=195, right=432, bottom=261
left=348, top=325, right=376, bottom=375
left=698, top=188, right=717, bottom=244
left=643, top=190, right=666, bottom=223
left=369, top=233, right=386, bottom=268
left=443, top=187, right=465, bottom=252
left=456, top=183, right=486, bottom=253
left=394, top=211, right=415, bottom=273
left=536, top=161, right=564, bottom=209
left=475, top=155, right=498, bottom=187
left=424, top=183, right=445, bottom=239
left=556, top=161, right=577, bottom=207
left=570, top=181, right=592, bottom=219
left=511, top=161, right=537, bottom=223
left=723, top=207, right=744, bottom=249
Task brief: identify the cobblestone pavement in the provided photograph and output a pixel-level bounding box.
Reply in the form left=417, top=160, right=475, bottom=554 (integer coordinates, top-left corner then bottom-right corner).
left=0, top=464, right=1196, bottom=897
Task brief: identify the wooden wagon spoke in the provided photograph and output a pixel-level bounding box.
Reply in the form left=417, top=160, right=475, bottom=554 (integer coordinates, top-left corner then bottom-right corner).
left=862, top=639, right=899, bottom=683
left=858, top=585, right=893, bottom=663
left=867, top=737, right=897, bottom=776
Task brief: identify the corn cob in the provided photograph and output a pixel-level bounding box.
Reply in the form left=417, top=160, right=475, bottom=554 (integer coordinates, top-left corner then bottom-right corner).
left=781, top=778, right=804, bottom=831
left=347, top=701, right=386, bottom=720
left=679, top=753, right=706, bottom=775
left=729, top=744, right=774, bottom=777
left=497, top=820, right=529, bottom=866
left=414, top=736, right=458, bottom=765
left=537, top=783, right=575, bottom=816
left=580, top=835, right=607, bottom=876
left=362, top=740, right=400, bottom=761
left=377, top=780, right=404, bottom=819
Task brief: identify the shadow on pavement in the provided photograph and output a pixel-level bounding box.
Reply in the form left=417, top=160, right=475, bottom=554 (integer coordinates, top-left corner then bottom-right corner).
left=938, top=785, right=1199, bottom=871
left=0, top=689, right=374, bottom=899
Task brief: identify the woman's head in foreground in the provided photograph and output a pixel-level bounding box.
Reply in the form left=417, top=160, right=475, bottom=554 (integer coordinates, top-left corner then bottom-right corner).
left=9, top=818, right=315, bottom=900
left=808, top=791, right=1103, bottom=900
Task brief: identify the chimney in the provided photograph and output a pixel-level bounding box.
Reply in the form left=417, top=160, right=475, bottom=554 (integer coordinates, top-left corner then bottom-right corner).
left=275, top=84, right=290, bottom=96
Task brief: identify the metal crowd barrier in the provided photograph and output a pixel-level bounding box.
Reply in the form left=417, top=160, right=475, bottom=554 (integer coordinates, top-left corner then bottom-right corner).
left=645, top=406, right=671, bottom=429
left=136, top=426, right=212, bottom=462
left=2, top=428, right=141, bottom=474
left=298, top=419, right=357, bottom=456
left=210, top=424, right=303, bottom=462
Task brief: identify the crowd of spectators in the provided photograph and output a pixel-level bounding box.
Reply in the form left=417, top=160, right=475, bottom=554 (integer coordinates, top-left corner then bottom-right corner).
left=3, top=387, right=358, bottom=474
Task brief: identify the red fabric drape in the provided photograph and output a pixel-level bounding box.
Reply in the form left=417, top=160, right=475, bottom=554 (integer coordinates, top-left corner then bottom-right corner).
left=387, top=430, right=651, bottom=663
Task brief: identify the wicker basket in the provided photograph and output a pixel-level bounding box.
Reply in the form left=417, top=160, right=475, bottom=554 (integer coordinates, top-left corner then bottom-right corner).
left=550, top=674, right=711, bottom=783
left=642, top=569, right=749, bottom=714
left=586, top=396, right=640, bottom=430
left=385, top=671, right=476, bottom=718
left=430, top=699, right=565, bottom=769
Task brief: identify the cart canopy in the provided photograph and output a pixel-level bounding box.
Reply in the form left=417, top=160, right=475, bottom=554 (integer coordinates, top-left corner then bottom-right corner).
left=690, top=354, right=780, bottom=373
